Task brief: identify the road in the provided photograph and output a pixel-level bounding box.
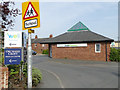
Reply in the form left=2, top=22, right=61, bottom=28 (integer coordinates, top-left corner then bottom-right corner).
left=32, top=55, right=118, bottom=88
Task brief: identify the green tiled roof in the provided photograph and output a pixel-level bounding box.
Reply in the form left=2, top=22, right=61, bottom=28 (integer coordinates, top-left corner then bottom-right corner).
left=68, top=21, right=89, bottom=31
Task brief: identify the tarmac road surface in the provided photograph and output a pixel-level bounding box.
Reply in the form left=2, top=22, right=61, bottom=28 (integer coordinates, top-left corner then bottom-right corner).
left=32, top=55, right=118, bottom=88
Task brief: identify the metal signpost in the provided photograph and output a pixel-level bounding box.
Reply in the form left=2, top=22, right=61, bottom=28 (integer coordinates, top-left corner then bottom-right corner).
left=22, top=0, right=40, bottom=88
left=27, top=30, right=32, bottom=88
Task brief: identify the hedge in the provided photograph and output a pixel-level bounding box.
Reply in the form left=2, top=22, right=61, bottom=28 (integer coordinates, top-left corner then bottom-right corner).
left=110, top=48, right=120, bottom=62
left=42, top=49, right=48, bottom=54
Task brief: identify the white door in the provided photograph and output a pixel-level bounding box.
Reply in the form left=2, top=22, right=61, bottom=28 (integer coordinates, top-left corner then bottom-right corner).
left=50, top=45, right=52, bottom=58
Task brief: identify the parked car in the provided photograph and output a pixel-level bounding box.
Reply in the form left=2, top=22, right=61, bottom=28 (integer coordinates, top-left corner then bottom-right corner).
left=32, top=50, right=37, bottom=55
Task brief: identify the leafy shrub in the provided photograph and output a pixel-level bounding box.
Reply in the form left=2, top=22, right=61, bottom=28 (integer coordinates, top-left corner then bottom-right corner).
left=23, top=63, right=27, bottom=78
left=42, top=49, right=48, bottom=54
left=10, top=69, right=19, bottom=76
left=117, top=49, right=120, bottom=61
left=32, top=67, right=42, bottom=87
left=110, top=48, right=120, bottom=62
left=7, top=65, right=20, bottom=79
left=22, top=66, right=42, bottom=87
left=0, top=57, right=2, bottom=66
left=7, top=61, right=42, bottom=87
left=0, top=52, right=4, bottom=66
left=32, top=78, right=39, bottom=87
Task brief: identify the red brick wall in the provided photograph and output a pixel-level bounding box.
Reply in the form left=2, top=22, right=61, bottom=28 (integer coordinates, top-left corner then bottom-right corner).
left=32, top=43, right=48, bottom=54
left=0, top=67, right=8, bottom=89
left=51, top=42, right=111, bottom=61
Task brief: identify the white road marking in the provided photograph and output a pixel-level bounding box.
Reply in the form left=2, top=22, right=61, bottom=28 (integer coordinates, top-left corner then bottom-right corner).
left=41, top=69, right=64, bottom=88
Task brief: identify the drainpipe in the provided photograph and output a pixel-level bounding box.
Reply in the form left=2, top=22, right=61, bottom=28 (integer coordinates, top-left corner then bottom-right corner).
left=49, top=44, right=50, bottom=57
left=106, top=41, right=107, bottom=62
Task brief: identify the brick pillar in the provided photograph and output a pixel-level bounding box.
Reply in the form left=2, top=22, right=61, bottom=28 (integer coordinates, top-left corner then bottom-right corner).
left=0, top=67, right=8, bottom=89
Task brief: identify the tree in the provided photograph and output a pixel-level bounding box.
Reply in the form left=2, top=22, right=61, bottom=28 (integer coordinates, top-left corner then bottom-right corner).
left=0, top=1, right=21, bottom=31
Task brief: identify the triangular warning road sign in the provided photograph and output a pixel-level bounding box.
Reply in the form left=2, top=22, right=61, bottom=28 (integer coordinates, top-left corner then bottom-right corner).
left=23, top=2, right=38, bottom=19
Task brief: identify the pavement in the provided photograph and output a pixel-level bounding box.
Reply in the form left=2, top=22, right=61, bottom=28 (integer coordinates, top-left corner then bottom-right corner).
left=32, top=55, right=119, bottom=88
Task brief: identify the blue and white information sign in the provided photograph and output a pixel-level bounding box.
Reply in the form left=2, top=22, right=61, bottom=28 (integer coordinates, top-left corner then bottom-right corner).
left=4, top=48, right=22, bottom=65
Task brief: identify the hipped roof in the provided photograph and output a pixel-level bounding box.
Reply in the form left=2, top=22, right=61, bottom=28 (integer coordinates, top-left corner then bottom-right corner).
left=41, top=31, right=114, bottom=44
left=40, top=21, right=114, bottom=44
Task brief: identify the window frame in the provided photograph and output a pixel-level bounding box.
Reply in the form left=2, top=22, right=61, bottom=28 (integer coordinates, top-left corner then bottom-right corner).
left=34, top=43, right=37, bottom=47
left=42, top=44, right=45, bottom=47
left=95, top=43, right=101, bottom=53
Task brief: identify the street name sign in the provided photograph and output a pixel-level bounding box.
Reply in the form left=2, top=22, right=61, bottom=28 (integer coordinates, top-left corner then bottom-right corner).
left=4, top=31, right=22, bottom=48
left=4, top=48, right=22, bottom=65
left=22, top=0, right=40, bottom=30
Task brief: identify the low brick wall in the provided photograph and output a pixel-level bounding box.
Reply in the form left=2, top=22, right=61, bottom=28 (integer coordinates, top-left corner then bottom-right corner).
left=0, top=67, right=8, bottom=89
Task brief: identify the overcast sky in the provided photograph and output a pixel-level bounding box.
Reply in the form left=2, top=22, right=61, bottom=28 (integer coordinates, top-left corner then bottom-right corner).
left=13, top=1, right=118, bottom=40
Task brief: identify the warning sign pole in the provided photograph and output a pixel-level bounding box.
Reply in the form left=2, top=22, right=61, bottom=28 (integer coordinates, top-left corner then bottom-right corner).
left=22, top=0, right=40, bottom=88
left=27, top=29, right=33, bottom=88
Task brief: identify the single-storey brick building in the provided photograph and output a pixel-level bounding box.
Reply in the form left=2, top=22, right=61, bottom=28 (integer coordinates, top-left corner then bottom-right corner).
left=41, top=21, right=114, bottom=61
left=30, top=35, right=52, bottom=54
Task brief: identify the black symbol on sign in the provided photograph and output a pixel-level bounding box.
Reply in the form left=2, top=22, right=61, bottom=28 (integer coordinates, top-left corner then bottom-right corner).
left=9, top=43, right=16, bottom=46
left=9, top=43, right=12, bottom=46
left=26, top=8, right=34, bottom=17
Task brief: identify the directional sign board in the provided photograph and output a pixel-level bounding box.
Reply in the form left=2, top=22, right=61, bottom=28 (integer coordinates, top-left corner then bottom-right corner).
left=22, top=0, right=40, bottom=30
left=4, top=31, right=22, bottom=48
left=4, top=48, right=22, bottom=65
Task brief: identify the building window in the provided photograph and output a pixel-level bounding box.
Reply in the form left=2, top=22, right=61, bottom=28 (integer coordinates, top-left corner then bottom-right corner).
left=34, top=43, right=37, bottom=47
left=95, top=43, right=101, bottom=53
left=42, top=44, right=45, bottom=47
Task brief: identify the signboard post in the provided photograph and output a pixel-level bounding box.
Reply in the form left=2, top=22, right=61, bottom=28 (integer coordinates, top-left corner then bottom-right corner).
left=22, top=0, right=40, bottom=88
left=4, top=48, right=22, bottom=65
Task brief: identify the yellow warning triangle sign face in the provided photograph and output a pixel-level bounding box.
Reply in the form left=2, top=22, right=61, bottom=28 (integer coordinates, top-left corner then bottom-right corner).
left=23, top=2, right=38, bottom=20
left=22, top=1, right=40, bottom=30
